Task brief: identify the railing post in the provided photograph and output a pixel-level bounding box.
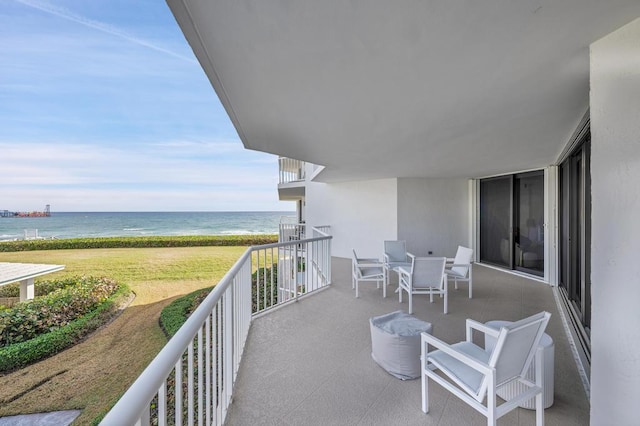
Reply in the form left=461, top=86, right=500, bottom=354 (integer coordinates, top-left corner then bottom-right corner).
left=224, top=286, right=233, bottom=412
left=295, top=243, right=299, bottom=302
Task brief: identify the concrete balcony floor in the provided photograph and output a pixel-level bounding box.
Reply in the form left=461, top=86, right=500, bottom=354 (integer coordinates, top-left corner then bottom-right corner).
left=226, top=258, right=589, bottom=425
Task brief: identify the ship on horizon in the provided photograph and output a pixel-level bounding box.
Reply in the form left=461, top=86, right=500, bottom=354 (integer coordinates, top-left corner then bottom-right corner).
left=0, top=205, right=51, bottom=218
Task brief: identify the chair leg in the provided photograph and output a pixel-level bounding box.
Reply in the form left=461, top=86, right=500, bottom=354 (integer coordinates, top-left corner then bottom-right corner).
left=535, top=347, right=544, bottom=426
left=408, top=292, right=413, bottom=314
left=536, top=392, right=544, bottom=426
left=469, top=268, right=473, bottom=299
left=355, top=281, right=359, bottom=298
left=444, top=287, right=448, bottom=314
left=487, top=374, right=497, bottom=426
left=382, top=279, right=386, bottom=298
left=422, top=364, right=429, bottom=414
left=454, top=278, right=458, bottom=290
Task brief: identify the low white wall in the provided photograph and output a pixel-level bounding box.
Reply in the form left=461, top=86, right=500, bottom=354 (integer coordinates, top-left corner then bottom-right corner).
left=397, top=178, right=470, bottom=257
left=305, top=178, right=398, bottom=259
left=590, top=17, right=640, bottom=425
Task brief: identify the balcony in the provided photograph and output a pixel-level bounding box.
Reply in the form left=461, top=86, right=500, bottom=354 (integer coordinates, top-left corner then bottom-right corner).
left=278, top=157, right=305, bottom=201
left=102, top=234, right=589, bottom=425
left=226, top=259, right=589, bottom=425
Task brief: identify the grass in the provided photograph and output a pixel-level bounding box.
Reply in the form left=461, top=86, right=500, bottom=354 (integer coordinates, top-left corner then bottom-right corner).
left=0, top=246, right=247, bottom=425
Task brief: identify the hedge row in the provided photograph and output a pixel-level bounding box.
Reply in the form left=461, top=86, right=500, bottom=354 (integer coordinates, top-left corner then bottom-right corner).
left=0, top=283, right=130, bottom=372
left=159, top=263, right=281, bottom=338
left=0, top=235, right=278, bottom=252
left=160, top=286, right=213, bottom=338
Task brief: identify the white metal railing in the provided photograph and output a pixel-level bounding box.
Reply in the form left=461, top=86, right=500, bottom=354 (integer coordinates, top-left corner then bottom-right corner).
left=278, top=157, right=306, bottom=184
left=100, top=228, right=332, bottom=426
left=279, top=222, right=306, bottom=244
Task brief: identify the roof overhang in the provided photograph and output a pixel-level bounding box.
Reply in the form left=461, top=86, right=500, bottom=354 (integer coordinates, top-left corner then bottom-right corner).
left=167, top=0, right=640, bottom=182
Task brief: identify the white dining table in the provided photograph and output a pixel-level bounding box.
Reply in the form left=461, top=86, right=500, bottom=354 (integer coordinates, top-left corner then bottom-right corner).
left=0, top=262, right=65, bottom=301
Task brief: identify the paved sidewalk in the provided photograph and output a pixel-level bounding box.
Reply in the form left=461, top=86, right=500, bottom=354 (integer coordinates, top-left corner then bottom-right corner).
left=0, top=410, right=80, bottom=426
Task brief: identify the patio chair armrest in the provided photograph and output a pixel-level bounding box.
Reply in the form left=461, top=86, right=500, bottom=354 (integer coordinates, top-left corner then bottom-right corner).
left=359, top=258, right=381, bottom=263
left=446, top=263, right=469, bottom=268
left=357, top=261, right=383, bottom=268
left=446, top=257, right=455, bottom=263
left=421, top=332, right=492, bottom=375
left=396, top=266, right=411, bottom=277
left=465, top=319, right=500, bottom=342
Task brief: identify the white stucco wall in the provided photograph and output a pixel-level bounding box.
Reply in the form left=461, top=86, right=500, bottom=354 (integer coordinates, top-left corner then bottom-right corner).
left=397, top=178, right=470, bottom=257
left=305, top=178, right=398, bottom=259
left=590, top=17, right=640, bottom=426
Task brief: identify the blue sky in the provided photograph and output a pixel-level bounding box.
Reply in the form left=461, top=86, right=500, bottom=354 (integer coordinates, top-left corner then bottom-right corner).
left=0, top=0, right=290, bottom=212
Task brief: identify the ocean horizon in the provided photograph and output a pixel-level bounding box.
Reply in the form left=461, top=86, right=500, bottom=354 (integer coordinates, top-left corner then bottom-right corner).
left=0, top=211, right=295, bottom=241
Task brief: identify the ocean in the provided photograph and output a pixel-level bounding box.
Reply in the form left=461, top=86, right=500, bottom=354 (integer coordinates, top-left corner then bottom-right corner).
left=0, top=211, right=295, bottom=241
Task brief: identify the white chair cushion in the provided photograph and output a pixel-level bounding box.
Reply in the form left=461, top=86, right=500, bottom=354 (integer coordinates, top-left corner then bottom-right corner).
left=444, top=268, right=466, bottom=278
left=427, top=342, right=490, bottom=394
left=359, top=266, right=383, bottom=278
left=386, top=261, right=412, bottom=270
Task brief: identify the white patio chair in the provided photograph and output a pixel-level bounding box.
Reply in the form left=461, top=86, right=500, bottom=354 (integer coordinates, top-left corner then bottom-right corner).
left=383, top=240, right=411, bottom=287
left=352, top=249, right=385, bottom=298
left=421, top=311, right=551, bottom=426
left=397, top=255, right=447, bottom=314
left=446, top=245, right=474, bottom=298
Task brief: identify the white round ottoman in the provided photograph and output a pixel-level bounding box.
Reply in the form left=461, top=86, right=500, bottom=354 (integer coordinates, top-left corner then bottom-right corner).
left=369, top=310, right=432, bottom=380
left=484, top=320, right=554, bottom=409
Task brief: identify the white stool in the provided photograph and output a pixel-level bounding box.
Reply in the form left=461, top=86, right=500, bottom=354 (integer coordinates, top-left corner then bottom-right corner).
left=370, top=311, right=432, bottom=380
left=484, top=320, right=554, bottom=409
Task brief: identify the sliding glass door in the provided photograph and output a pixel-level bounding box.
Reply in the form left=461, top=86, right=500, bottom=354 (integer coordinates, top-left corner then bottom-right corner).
left=480, top=176, right=512, bottom=268
left=480, top=171, right=545, bottom=276
left=514, top=172, right=545, bottom=275
left=559, top=135, right=591, bottom=358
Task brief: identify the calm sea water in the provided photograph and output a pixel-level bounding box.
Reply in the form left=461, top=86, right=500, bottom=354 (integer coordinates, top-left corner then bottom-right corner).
left=0, top=212, right=295, bottom=240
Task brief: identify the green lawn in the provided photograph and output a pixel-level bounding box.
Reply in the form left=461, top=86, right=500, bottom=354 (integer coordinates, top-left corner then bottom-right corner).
left=0, top=246, right=247, bottom=425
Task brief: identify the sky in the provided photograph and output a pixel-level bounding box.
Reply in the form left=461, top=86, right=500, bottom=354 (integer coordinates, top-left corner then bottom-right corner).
left=0, top=0, right=291, bottom=212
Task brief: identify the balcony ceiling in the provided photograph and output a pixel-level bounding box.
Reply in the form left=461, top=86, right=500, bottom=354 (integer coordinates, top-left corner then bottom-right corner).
left=168, top=1, right=640, bottom=182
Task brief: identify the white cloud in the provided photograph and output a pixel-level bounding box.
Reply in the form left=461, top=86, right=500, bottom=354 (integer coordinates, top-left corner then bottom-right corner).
left=0, top=141, right=278, bottom=187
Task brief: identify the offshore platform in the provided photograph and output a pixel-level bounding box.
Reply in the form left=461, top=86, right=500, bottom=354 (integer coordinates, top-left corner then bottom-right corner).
left=0, top=204, right=51, bottom=218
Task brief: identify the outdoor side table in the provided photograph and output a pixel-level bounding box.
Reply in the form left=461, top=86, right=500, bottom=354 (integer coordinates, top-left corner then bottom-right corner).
left=484, top=320, right=555, bottom=409
left=370, top=310, right=432, bottom=380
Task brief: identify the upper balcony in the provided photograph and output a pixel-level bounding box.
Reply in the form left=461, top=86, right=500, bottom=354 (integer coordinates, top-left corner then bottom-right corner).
left=278, top=157, right=306, bottom=201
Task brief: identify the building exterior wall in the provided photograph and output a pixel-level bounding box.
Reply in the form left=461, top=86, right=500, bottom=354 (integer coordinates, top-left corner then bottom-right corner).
left=590, top=17, right=640, bottom=425
left=397, top=178, right=470, bottom=257
left=305, top=178, right=398, bottom=259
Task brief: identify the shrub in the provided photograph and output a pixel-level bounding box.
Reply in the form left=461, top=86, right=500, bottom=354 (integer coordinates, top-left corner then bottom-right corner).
left=0, top=283, right=130, bottom=372
left=252, top=263, right=278, bottom=313
left=160, top=287, right=213, bottom=338
left=0, top=276, right=120, bottom=347
left=159, top=262, right=280, bottom=340
left=0, top=235, right=278, bottom=252
left=0, top=276, right=79, bottom=298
